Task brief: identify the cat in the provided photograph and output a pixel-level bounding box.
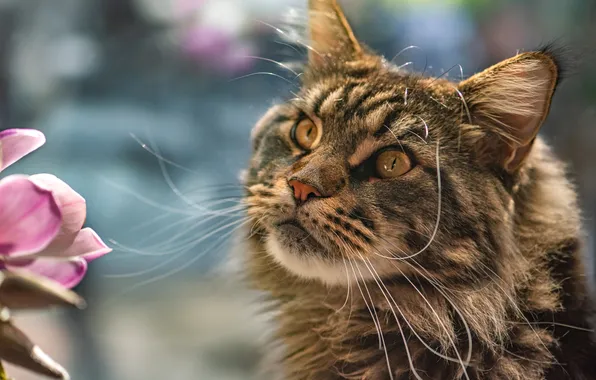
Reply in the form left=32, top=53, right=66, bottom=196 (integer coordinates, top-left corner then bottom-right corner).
left=240, top=0, right=596, bottom=379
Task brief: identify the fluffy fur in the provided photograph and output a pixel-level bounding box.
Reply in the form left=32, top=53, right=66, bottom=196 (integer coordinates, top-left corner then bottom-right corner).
left=240, top=1, right=596, bottom=379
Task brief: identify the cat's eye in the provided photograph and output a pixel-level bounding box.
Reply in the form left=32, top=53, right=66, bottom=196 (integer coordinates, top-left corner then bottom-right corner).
left=375, top=150, right=411, bottom=178
left=291, top=118, right=320, bottom=150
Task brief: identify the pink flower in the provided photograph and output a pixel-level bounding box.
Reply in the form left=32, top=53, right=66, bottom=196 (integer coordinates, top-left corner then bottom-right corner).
left=0, top=129, right=111, bottom=288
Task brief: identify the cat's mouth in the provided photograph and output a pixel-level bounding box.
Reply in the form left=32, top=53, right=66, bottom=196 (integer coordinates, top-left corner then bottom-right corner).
left=276, top=219, right=308, bottom=236
left=266, top=218, right=355, bottom=284
left=273, top=219, right=326, bottom=253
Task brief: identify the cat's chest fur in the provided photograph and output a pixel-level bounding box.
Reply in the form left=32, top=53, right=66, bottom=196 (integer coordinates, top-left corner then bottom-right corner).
left=246, top=234, right=595, bottom=380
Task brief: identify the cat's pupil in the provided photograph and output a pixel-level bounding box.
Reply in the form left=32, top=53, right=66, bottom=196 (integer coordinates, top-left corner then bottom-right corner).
left=387, top=158, right=397, bottom=171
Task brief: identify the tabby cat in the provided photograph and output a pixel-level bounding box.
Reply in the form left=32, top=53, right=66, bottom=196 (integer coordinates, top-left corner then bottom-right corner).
left=241, top=0, right=596, bottom=379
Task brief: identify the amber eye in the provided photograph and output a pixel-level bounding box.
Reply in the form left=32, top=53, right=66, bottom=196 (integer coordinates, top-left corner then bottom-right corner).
left=375, top=150, right=411, bottom=178
left=291, top=118, right=320, bottom=150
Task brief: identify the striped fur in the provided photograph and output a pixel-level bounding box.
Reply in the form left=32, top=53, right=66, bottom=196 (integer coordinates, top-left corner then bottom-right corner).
left=240, top=1, right=596, bottom=379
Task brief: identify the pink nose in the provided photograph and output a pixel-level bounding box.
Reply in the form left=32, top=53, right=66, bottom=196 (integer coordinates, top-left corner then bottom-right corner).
left=288, top=179, right=321, bottom=203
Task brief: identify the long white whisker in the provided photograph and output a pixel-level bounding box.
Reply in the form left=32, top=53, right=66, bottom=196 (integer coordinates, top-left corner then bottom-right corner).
left=109, top=219, right=251, bottom=299
left=357, top=256, right=423, bottom=380
left=374, top=140, right=442, bottom=260
left=347, top=258, right=383, bottom=350
left=255, top=20, right=322, bottom=58
left=274, top=40, right=303, bottom=56
left=100, top=177, right=205, bottom=215
left=240, top=55, right=300, bottom=77
left=402, top=259, right=474, bottom=367
left=353, top=258, right=395, bottom=380
left=228, top=71, right=298, bottom=86
left=349, top=259, right=395, bottom=380
left=336, top=257, right=351, bottom=313
left=106, top=217, right=248, bottom=277
left=390, top=45, right=423, bottom=64
left=129, top=133, right=204, bottom=175
left=414, top=115, right=429, bottom=139
left=149, top=139, right=247, bottom=217
left=383, top=257, right=472, bottom=375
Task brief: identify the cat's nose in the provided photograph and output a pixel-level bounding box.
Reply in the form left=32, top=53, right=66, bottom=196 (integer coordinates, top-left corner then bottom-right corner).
left=288, top=179, right=322, bottom=204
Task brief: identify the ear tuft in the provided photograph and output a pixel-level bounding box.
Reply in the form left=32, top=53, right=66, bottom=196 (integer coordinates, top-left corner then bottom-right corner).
left=458, top=51, right=561, bottom=172
left=536, top=41, right=575, bottom=88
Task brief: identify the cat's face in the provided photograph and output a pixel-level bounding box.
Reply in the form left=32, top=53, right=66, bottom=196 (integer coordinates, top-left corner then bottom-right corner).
left=243, top=0, right=560, bottom=286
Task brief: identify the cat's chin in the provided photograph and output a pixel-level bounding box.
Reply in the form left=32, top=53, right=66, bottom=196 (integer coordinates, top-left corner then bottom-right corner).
left=265, top=233, right=375, bottom=286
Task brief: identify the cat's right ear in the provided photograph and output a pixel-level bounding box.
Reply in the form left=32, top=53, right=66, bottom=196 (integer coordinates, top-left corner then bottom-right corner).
left=308, top=0, right=362, bottom=66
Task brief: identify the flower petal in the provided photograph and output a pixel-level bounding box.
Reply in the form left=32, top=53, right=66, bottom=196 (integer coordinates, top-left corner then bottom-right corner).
left=35, top=228, right=111, bottom=261
left=0, top=176, right=61, bottom=256
left=0, top=129, right=46, bottom=172
left=6, top=258, right=87, bottom=289
left=29, top=174, right=86, bottom=236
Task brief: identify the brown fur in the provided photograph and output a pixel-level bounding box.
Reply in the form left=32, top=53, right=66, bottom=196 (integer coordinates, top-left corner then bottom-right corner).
left=240, top=1, right=596, bottom=379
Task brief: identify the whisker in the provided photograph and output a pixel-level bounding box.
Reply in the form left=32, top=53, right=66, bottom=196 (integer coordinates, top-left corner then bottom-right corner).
left=129, top=133, right=204, bottom=175
left=255, top=20, right=322, bottom=58
left=100, top=177, right=204, bottom=215
left=179, top=183, right=245, bottom=195
left=383, top=125, right=406, bottom=155
left=346, top=258, right=384, bottom=350
left=406, top=130, right=427, bottom=144
left=383, top=257, right=472, bottom=373
left=374, top=140, right=441, bottom=260
left=357, top=256, right=422, bottom=380
left=452, top=86, right=473, bottom=152
left=414, top=115, right=429, bottom=139
left=150, top=140, right=248, bottom=217
left=106, top=217, right=248, bottom=277
left=402, top=259, right=476, bottom=367
left=511, top=321, right=594, bottom=332
left=429, top=96, right=448, bottom=108
left=397, top=61, right=413, bottom=71
left=335, top=257, right=351, bottom=313
left=240, top=55, right=300, bottom=77
left=428, top=63, right=464, bottom=84
left=351, top=258, right=394, bottom=380
left=503, top=348, right=561, bottom=365
left=474, top=261, right=560, bottom=360
left=108, top=219, right=251, bottom=299
left=274, top=40, right=304, bottom=56
left=137, top=209, right=246, bottom=253
left=228, top=71, right=298, bottom=86
left=390, top=45, right=423, bottom=65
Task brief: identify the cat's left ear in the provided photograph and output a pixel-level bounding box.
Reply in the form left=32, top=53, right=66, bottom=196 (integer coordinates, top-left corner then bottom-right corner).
left=308, top=0, right=362, bottom=66
left=458, top=50, right=561, bottom=173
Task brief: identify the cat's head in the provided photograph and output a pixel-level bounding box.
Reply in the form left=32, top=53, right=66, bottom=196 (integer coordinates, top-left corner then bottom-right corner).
left=243, top=0, right=562, bottom=286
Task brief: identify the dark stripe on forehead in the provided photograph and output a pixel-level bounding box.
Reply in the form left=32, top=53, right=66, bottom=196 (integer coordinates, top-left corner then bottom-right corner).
left=345, top=66, right=374, bottom=79
left=339, top=82, right=359, bottom=105
left=345, top=87, right=376, bottom=120
left=357, top=94, right=403, bottom=117
left=311, top=86, right=338, bottom=117
left=373, top=108, right=402, bottom=137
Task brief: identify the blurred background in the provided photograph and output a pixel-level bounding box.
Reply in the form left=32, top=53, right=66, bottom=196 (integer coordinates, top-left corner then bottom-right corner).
left=0, top=0, right=594, bottom=379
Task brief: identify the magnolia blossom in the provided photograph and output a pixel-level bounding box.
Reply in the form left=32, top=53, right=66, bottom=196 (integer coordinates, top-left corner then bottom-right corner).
left=0, top=128, right=111, bottom=288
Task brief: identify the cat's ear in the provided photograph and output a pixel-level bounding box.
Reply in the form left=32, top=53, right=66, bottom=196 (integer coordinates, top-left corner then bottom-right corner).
left=458, top=50, right=561, bottom=173
left=308, top=0, right=362, bottom=66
